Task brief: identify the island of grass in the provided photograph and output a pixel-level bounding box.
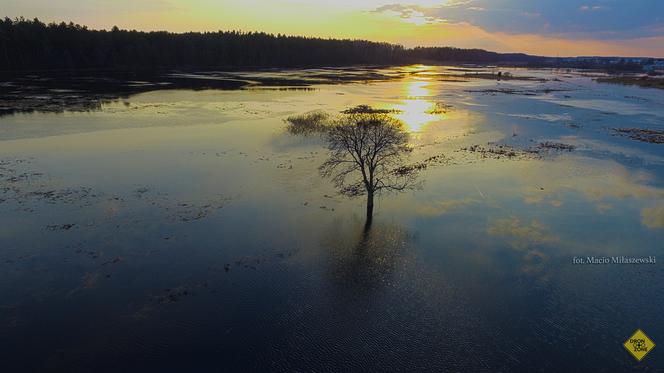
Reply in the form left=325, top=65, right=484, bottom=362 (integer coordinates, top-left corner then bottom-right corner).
left=596, top=75, right=664, bottom=89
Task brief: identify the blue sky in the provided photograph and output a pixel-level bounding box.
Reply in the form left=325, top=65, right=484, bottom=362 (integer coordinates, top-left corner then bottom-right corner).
left=376, top=0, right=664, bottom=39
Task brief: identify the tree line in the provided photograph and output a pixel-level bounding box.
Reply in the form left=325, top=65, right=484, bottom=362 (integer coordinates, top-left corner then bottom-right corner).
left=0, top=17, right=547, bottom=71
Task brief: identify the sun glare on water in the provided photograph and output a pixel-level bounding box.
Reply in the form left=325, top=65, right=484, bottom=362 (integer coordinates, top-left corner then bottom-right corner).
left=393, top=79, right=440, bottom=132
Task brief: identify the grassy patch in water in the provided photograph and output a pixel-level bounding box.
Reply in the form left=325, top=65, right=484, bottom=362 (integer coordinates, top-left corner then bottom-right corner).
left=285, top=111, right=331, bottom=135
left=596, top=76, right=664, bottom=89
left=613, top=128, right=664, bottom=144
left=341, top=105, right=402, bottom=114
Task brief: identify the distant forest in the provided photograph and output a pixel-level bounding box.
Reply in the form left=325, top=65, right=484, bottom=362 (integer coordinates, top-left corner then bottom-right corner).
left=0, top=17, right=547, bottom=71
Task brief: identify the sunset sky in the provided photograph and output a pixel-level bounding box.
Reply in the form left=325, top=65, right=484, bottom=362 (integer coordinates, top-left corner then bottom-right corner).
left=4, top=0, right=664, bottom=57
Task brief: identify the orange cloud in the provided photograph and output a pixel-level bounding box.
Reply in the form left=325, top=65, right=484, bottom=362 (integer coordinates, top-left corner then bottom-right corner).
left=375, top=20, right=664, bottom=57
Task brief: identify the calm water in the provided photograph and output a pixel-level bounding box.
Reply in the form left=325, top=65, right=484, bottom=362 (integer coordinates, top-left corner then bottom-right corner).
left=1, top=66, right=663, bottom=372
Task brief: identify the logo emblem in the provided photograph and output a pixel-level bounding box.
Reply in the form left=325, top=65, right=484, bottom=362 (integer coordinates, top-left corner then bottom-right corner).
left=624, top=329, right=655, bottom=362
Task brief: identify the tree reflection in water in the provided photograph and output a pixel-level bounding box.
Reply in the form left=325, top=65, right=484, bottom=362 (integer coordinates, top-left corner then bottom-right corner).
left=322, top=218, right=418, bottom=293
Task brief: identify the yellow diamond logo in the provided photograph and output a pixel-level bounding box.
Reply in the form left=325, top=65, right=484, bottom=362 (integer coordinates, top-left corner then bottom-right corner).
left=624, top=329, right=655, bottom=362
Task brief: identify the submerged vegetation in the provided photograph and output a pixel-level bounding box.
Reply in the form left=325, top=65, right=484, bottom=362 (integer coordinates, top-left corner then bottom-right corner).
left=0, top=68, right=402, bottom=117
left=461, top=71, right=547, bottom=82
left=341, top=105, right=402, bottom=115
left=596, top=75, right=664, bottom=89
left=426, top=102, right=453, bottom=115
left=613, top=128, right=664, bottom=144
left=286, top=105, right=407, bottom=135
left=285, top=111, right=331, bottom=135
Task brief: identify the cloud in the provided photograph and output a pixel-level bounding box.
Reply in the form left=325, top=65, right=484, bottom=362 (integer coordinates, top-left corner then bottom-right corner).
left=487, top=216, right=558, bottom=250
left=373, top=4, right=449, bottom=25
left=641, top=206, right=664, bottom=229
left=417, top=197, right=479, bottom=216
left=579, top=5, right=604, bottom=12
left=374, top=0, right=664, bottom=40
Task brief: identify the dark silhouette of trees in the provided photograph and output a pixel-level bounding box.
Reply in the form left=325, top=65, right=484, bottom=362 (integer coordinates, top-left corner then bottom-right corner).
left=0, top=17, right=406, bottom=70
left=0, top=17, right=548, bottom=71
left=408, top=47, right=539, bottom=64
left=319, top=113, right=417, bottom=230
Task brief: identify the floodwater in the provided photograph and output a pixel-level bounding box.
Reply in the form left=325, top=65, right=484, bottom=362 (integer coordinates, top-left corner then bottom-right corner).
left=1, top=66, right=663, bottom=372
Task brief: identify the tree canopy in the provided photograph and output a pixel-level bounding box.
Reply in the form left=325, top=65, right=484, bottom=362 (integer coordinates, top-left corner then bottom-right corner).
left=320, top=113, right=415, bottom=199
left=287, top=110, right=419, bottom=228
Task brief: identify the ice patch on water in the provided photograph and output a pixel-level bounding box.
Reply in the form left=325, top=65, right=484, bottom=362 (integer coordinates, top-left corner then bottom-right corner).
left=538, top=98, right=663, bottom=117
left=502, top=113, right=572, bottom=122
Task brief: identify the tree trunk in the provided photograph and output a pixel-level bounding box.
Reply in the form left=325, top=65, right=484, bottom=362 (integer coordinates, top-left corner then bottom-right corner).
left=364, top=190, right=374, bottom=231
left=1, top=40, right=10, bottom=70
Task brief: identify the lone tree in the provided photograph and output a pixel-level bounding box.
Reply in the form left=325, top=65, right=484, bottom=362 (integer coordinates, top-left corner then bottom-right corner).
left=319, top=113, right=418, bottom=228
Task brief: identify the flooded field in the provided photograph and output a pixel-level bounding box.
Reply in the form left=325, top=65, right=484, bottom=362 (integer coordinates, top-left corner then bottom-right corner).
left=1, top=65, right=663, bottom=371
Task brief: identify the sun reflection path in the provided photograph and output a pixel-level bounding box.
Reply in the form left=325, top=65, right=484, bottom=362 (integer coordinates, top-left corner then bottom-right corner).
left=393, top=80, right=441, bottom=133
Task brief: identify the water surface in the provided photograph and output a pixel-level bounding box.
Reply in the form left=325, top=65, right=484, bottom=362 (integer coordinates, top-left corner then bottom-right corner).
left=1, top=66, right=663, bottom=372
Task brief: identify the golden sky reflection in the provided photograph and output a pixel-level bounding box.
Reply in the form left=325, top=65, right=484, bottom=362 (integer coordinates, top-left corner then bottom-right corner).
left=389, top=72, right=475, bottom=142
left=405, top=153, right=664, bottom=244
left=393, top=78, right=440, bottom=133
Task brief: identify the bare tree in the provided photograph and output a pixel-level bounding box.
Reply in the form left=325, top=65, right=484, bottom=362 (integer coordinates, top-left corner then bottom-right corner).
left=319, top=113, right=417, bottom=229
